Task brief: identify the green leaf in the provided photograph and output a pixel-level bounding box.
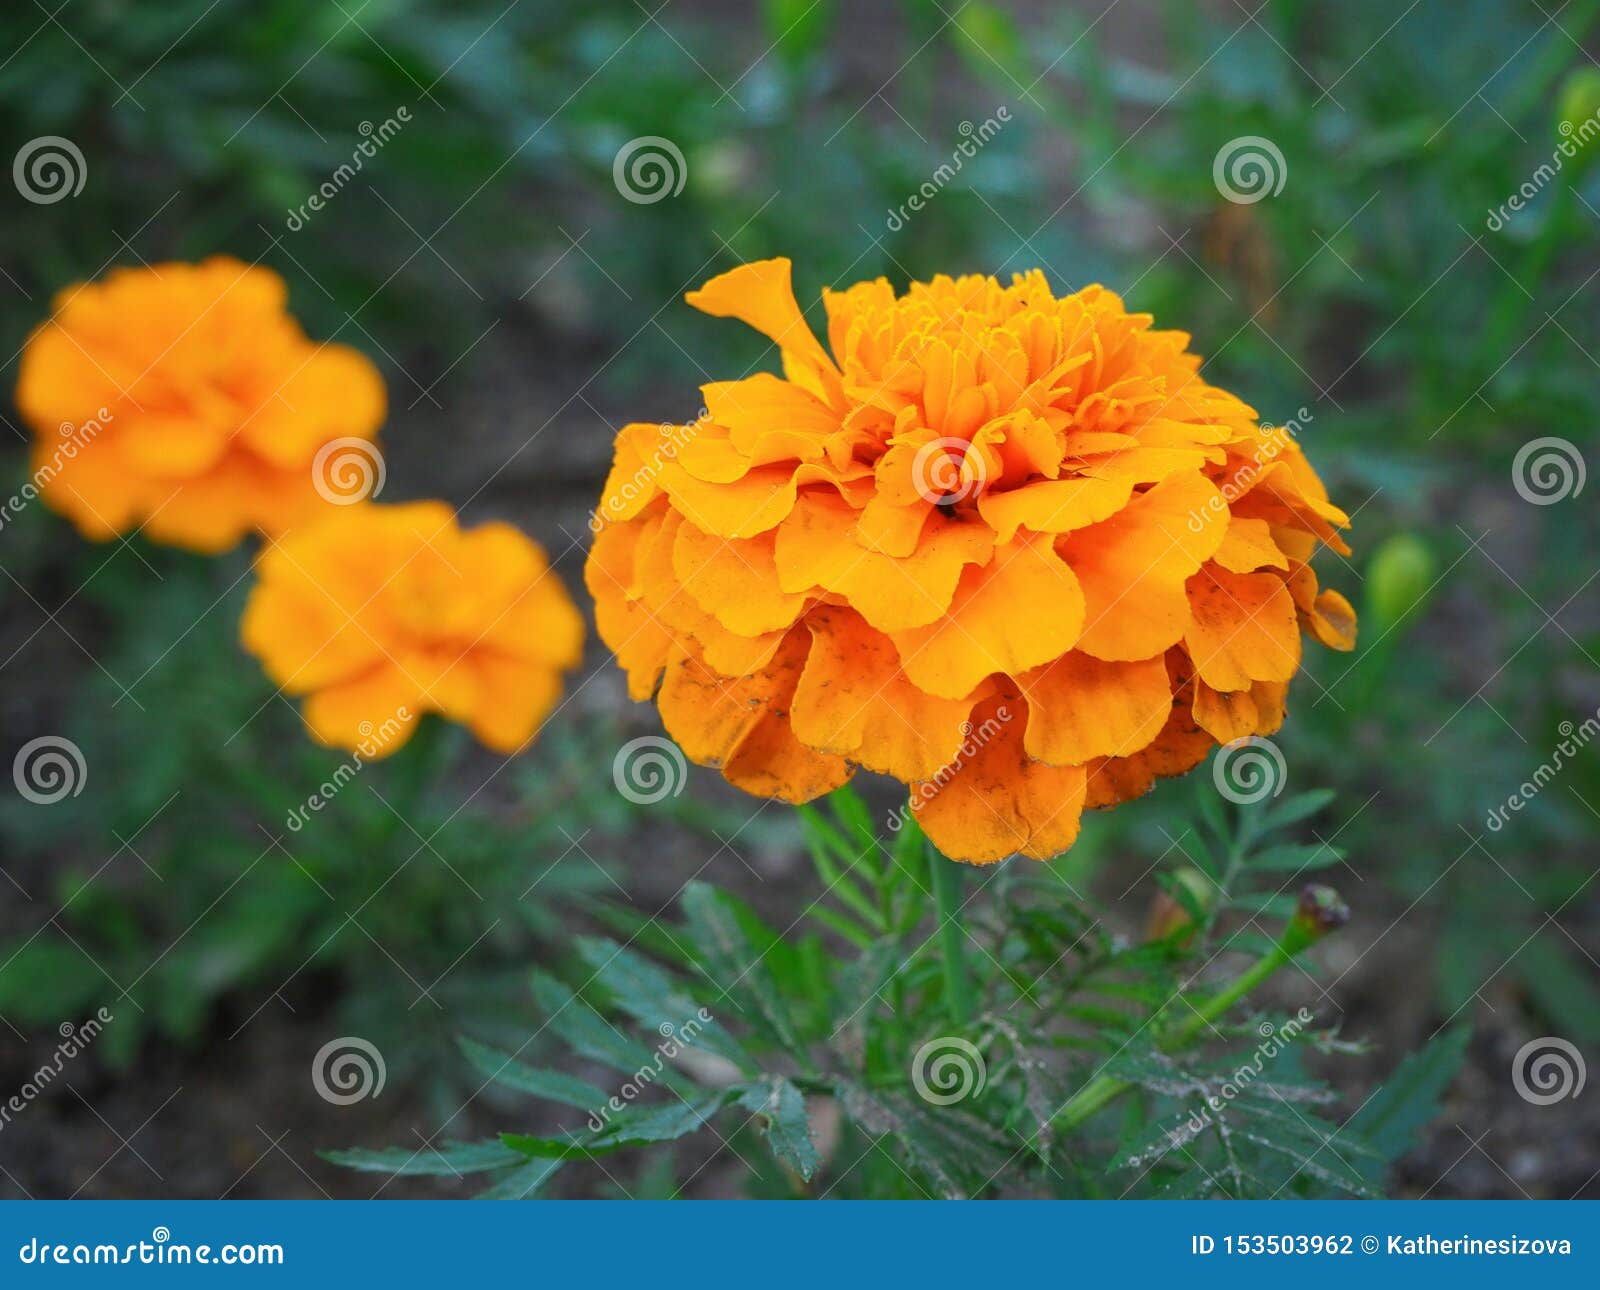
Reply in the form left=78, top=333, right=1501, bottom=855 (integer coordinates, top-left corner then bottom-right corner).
left=528, top=970, right=689, bottom=1091
left=1258, top=789, right=1336, bottom=834
left=474, top=1157, right=564, bottom=1200
left=503, top=1089, right=733, bottom=1158
left=1343, top=1024, right=1470, bottom=1174
left=575, top=938, right=751, bottom=1070
left=679, top=882, right=807, bottom=1054
left=456, top=1037, right=607, bottom=1110
left=325, top=1140, right=525, bottom=1176
left=0, top=937, right=108, bottom=1024
left=738, top=1076, right=820, bottom=1181
left=1245, top=843, right=1345, bottom=871
left=837, top=1083, right=1012, bottom=1199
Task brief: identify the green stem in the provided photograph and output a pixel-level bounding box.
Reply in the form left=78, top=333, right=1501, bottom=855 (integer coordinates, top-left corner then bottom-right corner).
left=929, top=844, right=977, bottom=1026
left=1050, top=886, right=1348, bottom=1135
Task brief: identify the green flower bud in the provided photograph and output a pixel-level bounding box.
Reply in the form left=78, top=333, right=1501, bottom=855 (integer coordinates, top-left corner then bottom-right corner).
left=1364, top=532, right=1434, bottom=634
left=1558, top=67, right=1600, bottom=141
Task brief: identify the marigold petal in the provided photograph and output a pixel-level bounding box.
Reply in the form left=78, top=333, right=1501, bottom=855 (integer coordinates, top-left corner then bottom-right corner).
left=1062, top=472, right=1227, bottom=661
left=893, top=532, right=1085, bottom=700
left=1214, top=515, right=1289, bottom=573
left=1183, top=564, right=1301, bottom=691
left=774, top=492, right=993, bottom=632
left=301, top=663, right=423, bottom=756
left=977, top=476, right=1133, bottom=545
left=672, top=520, right=809, bottom=636
left=1020, top=652, right=1171, bottom=765
left=685, top=258, right=840, bottom=401
left=791, top=606, right=976, bottom=780
left=911, top=694, right=1085, bottom=864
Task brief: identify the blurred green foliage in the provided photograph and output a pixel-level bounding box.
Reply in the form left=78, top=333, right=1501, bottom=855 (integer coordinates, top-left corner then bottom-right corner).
left=2, top=0, right=1599, bottom=1185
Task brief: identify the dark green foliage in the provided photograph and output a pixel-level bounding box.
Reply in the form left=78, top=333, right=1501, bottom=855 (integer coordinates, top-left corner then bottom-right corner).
left=336, top=787, right=1466, bottom=1198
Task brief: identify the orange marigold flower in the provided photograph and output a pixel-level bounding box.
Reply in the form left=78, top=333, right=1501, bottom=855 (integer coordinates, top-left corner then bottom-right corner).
left=586, top=258, right=1356, bottom=864
left=15, top=257, right=385, bottom=552
left=242, top=501, right=583, bottom=756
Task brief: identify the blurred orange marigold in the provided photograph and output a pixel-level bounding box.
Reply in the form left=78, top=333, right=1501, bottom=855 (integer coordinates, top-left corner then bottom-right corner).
left=586, top=258, right=1355, bottom=863
left=15, top=257, right=384, bottom=552
left=243, top=501, right=583, bottom=756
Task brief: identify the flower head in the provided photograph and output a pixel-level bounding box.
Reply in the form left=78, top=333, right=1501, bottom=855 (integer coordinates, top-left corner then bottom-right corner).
left=243, top=501, right=583, bottom=756
left=15, top=258, right=384, bottom=552
left=586, top=258, right=1355, bottom=863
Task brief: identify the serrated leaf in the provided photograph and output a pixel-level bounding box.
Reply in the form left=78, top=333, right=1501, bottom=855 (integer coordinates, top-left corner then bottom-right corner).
left=505, top=1089, right=732, bottom=1158
left=1246, top=843, right=1345, bottom=871
left=325, top=1140, right=525, bottom=1176
left=576, top=937, right=751, bottom=1070
left=1258, top=789, right=1336, bottom=833
left=680, top=882, right=806, bottom=1053
left=456, top=1037, right=607, bottom=1110
left=1343, top=1024, right=1470, bottom=1174
left=474, top=1156, right=563, bottom=1200
left=738, top=1076, right=820, bottom=1181
left=837, top=1083, right=1011, bottom=1199
left=528, top=970, right=691, bottom=1093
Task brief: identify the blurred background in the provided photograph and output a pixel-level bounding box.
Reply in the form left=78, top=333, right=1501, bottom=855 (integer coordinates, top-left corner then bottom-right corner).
left=0, top=0, right=1597, bottom=1198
